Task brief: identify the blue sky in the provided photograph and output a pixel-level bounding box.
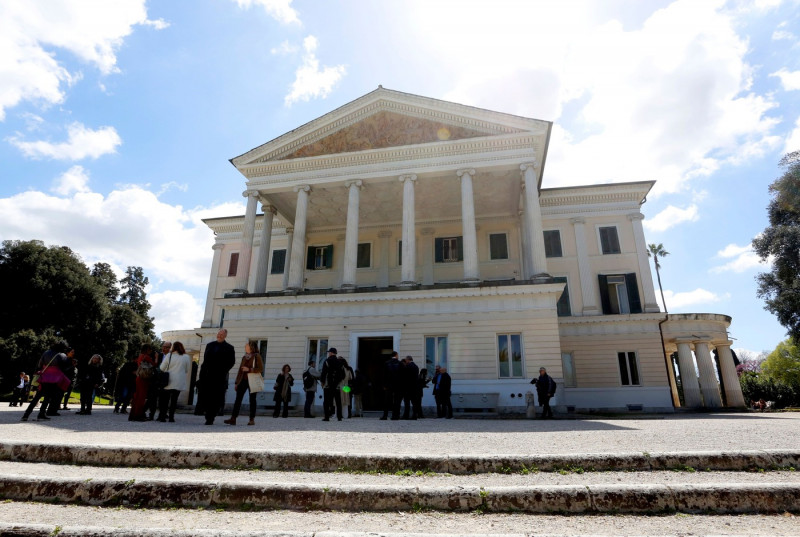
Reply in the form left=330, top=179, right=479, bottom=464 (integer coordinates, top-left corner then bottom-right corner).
left=1, top=0, right=799, bottom=356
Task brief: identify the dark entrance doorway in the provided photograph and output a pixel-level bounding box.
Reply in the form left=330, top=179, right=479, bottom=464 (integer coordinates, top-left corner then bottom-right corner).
left=357, top=337, right=394, bottom=411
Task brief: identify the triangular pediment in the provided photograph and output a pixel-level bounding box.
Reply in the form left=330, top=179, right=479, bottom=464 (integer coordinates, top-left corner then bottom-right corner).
left=279, top=110, right=491, bottom=160
left=233, top=87, right=548, bottom=167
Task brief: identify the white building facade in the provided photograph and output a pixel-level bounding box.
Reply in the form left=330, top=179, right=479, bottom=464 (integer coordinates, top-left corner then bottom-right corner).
left=165, top=88, right=745, bottom=413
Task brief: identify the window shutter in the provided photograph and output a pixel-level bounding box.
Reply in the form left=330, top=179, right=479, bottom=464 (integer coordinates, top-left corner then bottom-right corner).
left=554, top=277, right=571, bottom=316
left=626, top=273, right=642, bottom=313
left=598, top=275, right=611, bottom=314
left=306, top=246, right=314, bottom=270
left=270, top=249, right=286, bottom=274
left=398, top=240, right=402, bottom=266
left=323, top=245, right=334, bottom=268
left=434, top=238, right=443, bottom=263
left=227, top=253, right=239, bottom=277
left=456, top=236, right=464, bottom=261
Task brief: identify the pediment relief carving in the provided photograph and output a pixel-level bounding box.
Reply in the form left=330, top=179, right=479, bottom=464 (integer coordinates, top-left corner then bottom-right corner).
left=279, top=111, right=495, bottom=160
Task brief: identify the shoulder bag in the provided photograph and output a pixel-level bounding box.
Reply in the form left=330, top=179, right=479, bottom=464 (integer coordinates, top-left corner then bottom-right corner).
left=156, top=353, right=171, bottom=389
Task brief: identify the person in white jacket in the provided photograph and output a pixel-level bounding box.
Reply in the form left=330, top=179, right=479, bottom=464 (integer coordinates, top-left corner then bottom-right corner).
left=156, top=341, right=193, bottom=422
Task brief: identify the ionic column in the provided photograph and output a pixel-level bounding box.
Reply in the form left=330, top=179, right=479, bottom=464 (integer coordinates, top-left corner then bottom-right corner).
left=717, top=342, right=746, bottom=407
left=399, top=174, right=417, bottom=285
left=201, top=244, right=224, bottom=327
left=378, top=230, right=391, bottom=287
left=253, top=204, right=276, bottom=294
left=628, top=213, right=660, bottom=312
left=518, top=210, right=530, bottom=279
left=457, top=169, right=480, bottom=283
left=520, top=163, right=549, bottom=278
left=287, top=185, right=310, bottom=291
left=334, top=233, right=346, bottom=286
left=234, top=190, right=260, bottom=292
left=695, top=341, right=722, bottom=408
left=282, top=227, right=294, bottom=290
left=341, top=180, right=363, bottom=289
left=421, top=228, right=435, bottom=285
left=676, top=340, right=702, bottom=407
left=571, top=217, right=599, bottom=315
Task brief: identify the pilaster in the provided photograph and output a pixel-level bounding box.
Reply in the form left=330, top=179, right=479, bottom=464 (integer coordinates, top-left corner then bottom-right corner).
left=342, top=180, right=363, bottom=290
left=457, top=168, right=479, bottom=283
left=287, top=185, right=310, bottom=291
left=571, top=217, right=599, bottom=315
left=201, top=243, right=224, bottom=327
left=253, top=204, right=276, bottom=294
left=628, top=212, right=660, bottom=312
left=234, top=190, right=260, bottom=292
left=399, top=174, right=417, bottom=286
left=520, top=163, right=549, bottom=279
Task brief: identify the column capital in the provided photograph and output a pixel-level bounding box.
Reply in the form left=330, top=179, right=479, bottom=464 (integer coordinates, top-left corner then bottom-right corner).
left=399, top=174, right=417, bottom=183
left=293, top=184, right=311, bottom=194
left=570, top=217, right=586, bottom=225
left=717, top=340, right=734, bottom=347
left=261, top=204, right=277, bottom=215
left=520, top=161, right=538, bottom=173
left=285, top=227, right=294, bottom=234
left=345, top=179, right=363, bottom=189
left=243, top=190, right=260, bottom=199
left=627, top=212, right=644, bottom=222
left=212, top=243, right=224, bottom=251
left=378, top=230, right=393, bottom=238
left=456, top=168, right=476, bottom=178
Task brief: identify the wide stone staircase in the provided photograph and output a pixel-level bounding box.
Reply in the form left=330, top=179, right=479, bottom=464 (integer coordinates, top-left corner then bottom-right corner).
left=0, top=441, right=799, bottom=536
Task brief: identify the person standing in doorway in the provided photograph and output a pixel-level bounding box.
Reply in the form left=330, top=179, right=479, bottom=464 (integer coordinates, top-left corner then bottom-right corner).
left=199, top=329, right=236, bottom=425
left=401, top=356, right=419, bottom=420
left=531, top=367, right=556, bottom=418
left=380, top=351, right=402, bottom=420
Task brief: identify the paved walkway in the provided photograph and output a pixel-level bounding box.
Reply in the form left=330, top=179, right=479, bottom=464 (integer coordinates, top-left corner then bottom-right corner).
left=1, top=406, right=798, bottom=456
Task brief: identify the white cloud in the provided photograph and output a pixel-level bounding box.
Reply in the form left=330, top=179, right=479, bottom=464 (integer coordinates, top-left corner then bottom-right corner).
left=0, top=178, right=247, bottom=335
left=149, top=290, right=205, bottom=336
left=772, top=29, right=795, bottom=40
left=785, top=115, right=800, bottom=154
left=8, top=122, right=121, bottom=160
left=662, top=288, right=728, bottom=310
left=412, top=0, right=781, bottom=196
left=643, top=204, right=699, bottom=232
left=710, top=243, right=771, bottom=273
left=770, top=68, right=800, bottom=91
left=271, top=40, right=298, bottom=55
left=0, top=0, right=165, bottom=120
left=284, top=36, right=346, bottom=106
left=51, top=165, right=91, bottom=195
left=233, top=0, right=300, bottom=24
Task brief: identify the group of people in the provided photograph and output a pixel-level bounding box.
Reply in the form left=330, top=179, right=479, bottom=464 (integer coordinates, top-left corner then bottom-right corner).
left=19, top=341, right=107, bottom=421
left=17, top=330, right=558, bottom=423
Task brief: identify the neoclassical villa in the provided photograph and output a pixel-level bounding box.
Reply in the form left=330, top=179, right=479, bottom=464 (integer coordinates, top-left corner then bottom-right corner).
left=164, top=87, right=745, bottom=413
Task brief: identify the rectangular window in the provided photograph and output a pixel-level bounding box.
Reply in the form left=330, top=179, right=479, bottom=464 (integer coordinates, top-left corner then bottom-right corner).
left=599, top=226, right=621, bottom=254
left=435, top=236, right=463, bottom=263
left=543, top=230, right=562, bottom=258
left=497, top=333, right=523, bottom=378
left=307, top=338, right=329, bottom=366
left=306, top=245, right=333, bottom=270
left=598, top=273, right=642, bottom=314
left=618, top=351, right=641, bottom=386
left=561, top=352, right=577, bottom=388
left=425, top=336, right=448, bottom=373
left=553, top=276, right=571, bottom=316
left=255, top=340, right=268, bottom=361
left=357, top=242, right=371, bottom=268
left=489, top=233, right=509, bottom=260
left=227, top=252, right=239, bottom=277
left=270, top=249, right=286, bottom=274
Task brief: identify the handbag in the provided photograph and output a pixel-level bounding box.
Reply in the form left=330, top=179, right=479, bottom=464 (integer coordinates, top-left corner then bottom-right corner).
left=136, top=360, right=155, bottom=379
left=247, top=372, right=265, bottom=393
left=40, top=366, right=71, bottom=391
left=156, top=353, right=171, bottom=389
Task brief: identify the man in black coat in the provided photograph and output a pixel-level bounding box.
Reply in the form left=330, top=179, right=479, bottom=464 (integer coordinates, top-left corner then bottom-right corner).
left=319, top=348, right=344, bottom=421
left=380, top=351, right=402, bottom=420
left=432, top=365, right=453, bottom=419
left=531, top=366, right=557, bottom=418
left=199, top=329, right=235, bottom=425
left=401, top=356, right=420, bottom=420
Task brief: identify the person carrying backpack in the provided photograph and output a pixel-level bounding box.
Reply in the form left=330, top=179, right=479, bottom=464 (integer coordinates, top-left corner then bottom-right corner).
left=319, top=348, right=344, bottom=421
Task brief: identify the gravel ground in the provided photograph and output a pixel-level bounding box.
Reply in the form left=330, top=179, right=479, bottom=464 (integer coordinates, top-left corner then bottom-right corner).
left=2, top=407, right=799, bottom=456
left=0, top=503, right=798, bottom=536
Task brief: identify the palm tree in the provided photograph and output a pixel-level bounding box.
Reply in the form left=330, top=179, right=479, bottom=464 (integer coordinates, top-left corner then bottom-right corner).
left=647, top=243, right=669, bottom=313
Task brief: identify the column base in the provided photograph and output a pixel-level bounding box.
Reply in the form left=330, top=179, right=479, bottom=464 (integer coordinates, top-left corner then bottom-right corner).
left=224, top=289, right=248, bottom=298
left=460, top=278, right=481, bottom=287
left=528, top=272, right=552, bottom=283
left=283, top=288, right=300, bottom=295
left=399, top=281, right=418, bottom=288
left=340, top=284, right=356, bottom=293
left=582, top=308, right=601, bottom=316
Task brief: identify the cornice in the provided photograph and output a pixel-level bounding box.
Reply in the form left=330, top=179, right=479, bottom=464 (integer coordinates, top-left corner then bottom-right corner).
left=219, top=282, right=565, bottom=308
left=240, top=133, right=540, bottom=181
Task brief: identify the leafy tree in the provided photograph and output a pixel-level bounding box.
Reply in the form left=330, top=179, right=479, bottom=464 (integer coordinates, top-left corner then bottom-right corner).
left=761, top=339, right=800, bottom=387
left=753, top=150, right=800, bottom=343
left=91, top=262, right=119, bottom=303
left=120, top=266, right=154, bottom=334
left=647, top=243, right=669, bottom=313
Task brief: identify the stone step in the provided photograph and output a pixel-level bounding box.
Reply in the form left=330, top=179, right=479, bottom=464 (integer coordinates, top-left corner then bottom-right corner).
left=2, top=441, right=798, bottom=473
left=1, top=470, right=798, bottom=514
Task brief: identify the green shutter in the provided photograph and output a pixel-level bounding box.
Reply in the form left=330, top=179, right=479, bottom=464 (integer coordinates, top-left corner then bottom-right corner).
left=456, top=236, right=464, bottom=261
left=598, top=275, right=611, bottom=314
left=626, top=273, right=642, bottom=313
left=434, top=238, right=443, bottom=263
left=323, top=245, right=334, bottom=268
left=306, top=246, right=314, bottom=270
